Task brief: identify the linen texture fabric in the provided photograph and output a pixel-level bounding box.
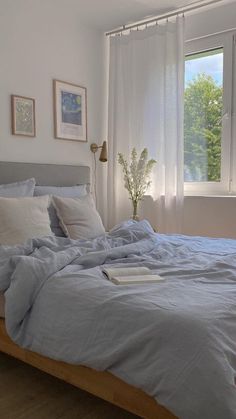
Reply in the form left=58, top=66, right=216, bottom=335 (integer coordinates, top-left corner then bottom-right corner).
left=52, top=194, right=105, bottom=239
left=0, top=178, right=35, bottom=197
left=34, top=184, right=87, bottom=236
left=0, top=195, right=52, bottom=245
left=107, top=17, right=185, bottom=232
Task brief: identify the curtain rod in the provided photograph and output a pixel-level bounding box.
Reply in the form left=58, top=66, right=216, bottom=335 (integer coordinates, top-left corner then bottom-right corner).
left=106, top=0, right=227, bottom=36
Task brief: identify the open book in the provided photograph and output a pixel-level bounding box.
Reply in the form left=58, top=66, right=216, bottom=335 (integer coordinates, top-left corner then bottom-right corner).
left=102, top=266, right=164, bottom=285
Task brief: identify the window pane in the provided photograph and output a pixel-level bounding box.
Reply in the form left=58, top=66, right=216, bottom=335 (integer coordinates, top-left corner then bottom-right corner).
left=184, top=48, right=223, bottom=182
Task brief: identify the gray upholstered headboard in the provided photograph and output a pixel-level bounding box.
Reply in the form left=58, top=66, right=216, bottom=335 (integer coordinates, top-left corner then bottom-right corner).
left=0, top=162, right=90, bottom=186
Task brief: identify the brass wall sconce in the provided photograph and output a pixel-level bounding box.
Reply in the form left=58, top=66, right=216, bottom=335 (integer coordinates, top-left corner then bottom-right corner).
left=90, top=141, right=108, bottom=162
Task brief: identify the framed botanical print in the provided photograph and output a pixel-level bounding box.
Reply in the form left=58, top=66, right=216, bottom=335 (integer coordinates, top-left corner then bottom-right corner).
left=11, top=95, right=36, bottom=137
left=53, top=79, right=87, bottom=142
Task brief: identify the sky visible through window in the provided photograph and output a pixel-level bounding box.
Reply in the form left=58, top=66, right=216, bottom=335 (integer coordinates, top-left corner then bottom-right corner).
left=185, top=48, right=223, bottom=86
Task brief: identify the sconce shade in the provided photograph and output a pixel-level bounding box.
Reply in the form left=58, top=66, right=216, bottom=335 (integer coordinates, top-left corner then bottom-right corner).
left=99, top=141, right=108, bottom=162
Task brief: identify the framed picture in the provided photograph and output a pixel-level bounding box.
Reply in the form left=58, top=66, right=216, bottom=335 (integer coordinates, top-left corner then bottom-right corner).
left=11, top=95, right=36, bottom=137
left=53, top=79, right=87, bottom=142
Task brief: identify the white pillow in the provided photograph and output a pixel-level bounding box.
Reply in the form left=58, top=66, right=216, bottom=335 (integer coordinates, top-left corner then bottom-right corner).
left=0, top=196, right=53, bottom=245
left=52, top=195, right=105, bottom=240
left=0, top=178, right=36, bottom=197
left=34, top=184, right=87, bottom=237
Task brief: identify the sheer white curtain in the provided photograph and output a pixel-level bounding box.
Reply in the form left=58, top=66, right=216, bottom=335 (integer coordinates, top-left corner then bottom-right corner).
left=107, top=17, right=185, bottom=233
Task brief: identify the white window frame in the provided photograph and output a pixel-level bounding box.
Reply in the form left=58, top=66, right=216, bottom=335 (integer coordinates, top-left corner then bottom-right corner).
left=230, top=34, right=236, bottom=194
left=184, top=32, right=234, bottom=196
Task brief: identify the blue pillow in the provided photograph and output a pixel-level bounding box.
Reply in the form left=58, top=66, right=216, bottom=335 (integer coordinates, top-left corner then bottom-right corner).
left=0, top=178, right=35, bottom=197
left=34, top=184, right=87, bottom=236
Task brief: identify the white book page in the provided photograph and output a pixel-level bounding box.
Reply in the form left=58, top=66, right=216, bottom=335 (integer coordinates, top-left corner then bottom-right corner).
left=112, top=274, right=164, bottom=285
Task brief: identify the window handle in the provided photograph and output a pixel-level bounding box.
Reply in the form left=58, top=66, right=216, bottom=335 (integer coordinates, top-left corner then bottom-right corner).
left=222, top=112, right=230, bottom=120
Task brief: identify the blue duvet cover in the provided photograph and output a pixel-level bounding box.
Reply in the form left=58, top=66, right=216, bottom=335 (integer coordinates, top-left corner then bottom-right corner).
left=1, top=220, right=236, bottom=419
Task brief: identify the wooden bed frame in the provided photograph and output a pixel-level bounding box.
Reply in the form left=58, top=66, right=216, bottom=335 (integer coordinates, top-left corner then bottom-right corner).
left=0, top=319, right=176, bottom=419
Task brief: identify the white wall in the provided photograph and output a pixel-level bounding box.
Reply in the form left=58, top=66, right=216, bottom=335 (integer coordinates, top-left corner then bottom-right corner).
left=185, top=1, right=236, bottom=41
left=183, top=196, right=236, bottom=238
left=0, top=0, right=106, bottom=217
left=181, top=2, right=236, bottom=238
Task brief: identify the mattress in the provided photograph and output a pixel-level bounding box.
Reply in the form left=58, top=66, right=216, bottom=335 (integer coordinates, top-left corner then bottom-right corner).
left=0, top=292, right=5, bottom=318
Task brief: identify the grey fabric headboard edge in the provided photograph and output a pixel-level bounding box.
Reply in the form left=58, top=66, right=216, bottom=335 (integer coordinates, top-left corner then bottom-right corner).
left=0, top=162, right=90, bottom=187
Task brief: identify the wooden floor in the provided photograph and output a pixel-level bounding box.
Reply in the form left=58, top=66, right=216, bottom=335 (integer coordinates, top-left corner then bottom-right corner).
left=0, top=352, right=139, bottom=419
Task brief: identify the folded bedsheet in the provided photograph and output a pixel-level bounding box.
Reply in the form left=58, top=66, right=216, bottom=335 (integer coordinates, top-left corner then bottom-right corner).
left=1, top=220, right=236, bottom=419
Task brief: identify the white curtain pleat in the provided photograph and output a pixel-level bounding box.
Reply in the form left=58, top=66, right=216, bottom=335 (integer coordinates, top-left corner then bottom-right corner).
left=107, top=17, right=185, bottom=232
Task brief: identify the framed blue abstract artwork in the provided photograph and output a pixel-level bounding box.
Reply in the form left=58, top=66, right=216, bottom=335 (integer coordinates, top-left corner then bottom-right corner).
left=53, top=80, right=87, bottom=142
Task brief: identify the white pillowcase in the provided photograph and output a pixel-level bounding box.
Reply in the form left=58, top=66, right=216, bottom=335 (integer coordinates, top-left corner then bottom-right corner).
left=0, top=178, right=36, bottom=197
left=34, top=184, right=87, bottom=237
left=52, top=195, right=105, bottom=240
left=0, top=196, right=53, bottom=245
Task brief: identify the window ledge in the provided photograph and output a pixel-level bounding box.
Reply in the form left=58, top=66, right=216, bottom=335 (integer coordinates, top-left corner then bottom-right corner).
left=184, top=194, right=236, bottom=198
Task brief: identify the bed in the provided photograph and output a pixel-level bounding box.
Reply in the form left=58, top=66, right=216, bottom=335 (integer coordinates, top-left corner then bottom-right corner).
left=0, top=161, right=175, bottom=419
left=1, top=162, right=236, bottom=419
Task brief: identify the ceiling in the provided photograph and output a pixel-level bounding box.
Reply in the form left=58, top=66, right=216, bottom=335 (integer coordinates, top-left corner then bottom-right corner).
left=67, top=0, right=223, bottom=31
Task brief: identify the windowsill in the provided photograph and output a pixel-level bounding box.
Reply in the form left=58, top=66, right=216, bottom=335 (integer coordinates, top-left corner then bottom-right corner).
left=184, top=193, right=236, bottom=198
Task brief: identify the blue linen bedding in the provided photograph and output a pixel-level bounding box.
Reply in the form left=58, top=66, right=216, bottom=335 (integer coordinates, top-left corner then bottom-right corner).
left=1, top=220, right=236, bottom=419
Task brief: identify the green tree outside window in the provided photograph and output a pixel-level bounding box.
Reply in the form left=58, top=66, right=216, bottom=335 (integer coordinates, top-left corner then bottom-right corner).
left=184, top=73, right=223, bottom=182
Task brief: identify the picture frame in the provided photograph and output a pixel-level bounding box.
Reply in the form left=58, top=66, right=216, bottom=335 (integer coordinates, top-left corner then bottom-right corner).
left=53, top=79, right=87, bottom=142
left=11, top=95, right=36, bottom=137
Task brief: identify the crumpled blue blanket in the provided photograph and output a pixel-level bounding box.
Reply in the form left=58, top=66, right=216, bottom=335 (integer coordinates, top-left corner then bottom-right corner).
left=1, top=220, right=236, bottom=419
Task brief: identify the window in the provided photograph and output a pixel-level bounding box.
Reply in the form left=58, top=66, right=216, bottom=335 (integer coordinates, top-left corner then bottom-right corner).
left=184, top=33, right=234, bottom=195
left=185, top=48, right=223, bottom=183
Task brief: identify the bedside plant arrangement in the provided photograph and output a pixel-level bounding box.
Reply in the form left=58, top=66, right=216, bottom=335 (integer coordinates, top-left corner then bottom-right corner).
left=118, top=148, right=156, bottom=220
